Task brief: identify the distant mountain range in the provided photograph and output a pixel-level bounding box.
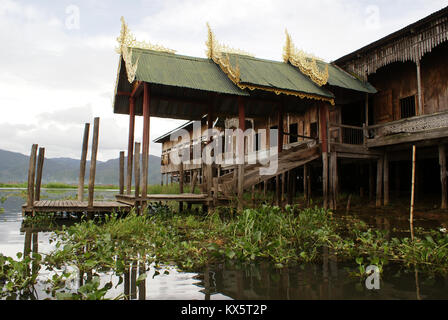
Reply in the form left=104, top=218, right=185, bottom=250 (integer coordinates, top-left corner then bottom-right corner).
left=0, top=149, right=161, bottom=185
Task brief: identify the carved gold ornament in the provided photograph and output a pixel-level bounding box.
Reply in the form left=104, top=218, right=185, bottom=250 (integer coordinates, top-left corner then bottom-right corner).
left=116, top=17, right=176, bottom=83
left=283, top=30, right=329, bottom=87
left=206, top=23, right=255, bottom=85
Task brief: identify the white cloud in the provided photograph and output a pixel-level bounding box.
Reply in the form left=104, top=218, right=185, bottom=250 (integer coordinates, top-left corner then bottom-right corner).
left=0, top=0, right=447, bottom=161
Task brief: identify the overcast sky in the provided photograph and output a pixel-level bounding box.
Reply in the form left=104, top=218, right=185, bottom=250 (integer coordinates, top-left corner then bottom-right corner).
left=1, top=0, right=447, bottom=161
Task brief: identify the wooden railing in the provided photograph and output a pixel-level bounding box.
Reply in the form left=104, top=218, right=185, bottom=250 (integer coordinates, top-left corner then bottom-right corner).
left=329, top=123, right=366, bottom=145
left=365, top=110, right=448, bottom=138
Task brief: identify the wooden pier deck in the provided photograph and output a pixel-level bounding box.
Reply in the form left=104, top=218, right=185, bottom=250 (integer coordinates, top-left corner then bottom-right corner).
left=22, top=200, right=132, bottom=216
left=115, top=193, right=212, bottom=206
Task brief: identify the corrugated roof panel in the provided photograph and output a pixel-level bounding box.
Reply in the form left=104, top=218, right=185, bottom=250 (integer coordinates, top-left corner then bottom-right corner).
left=227, top=54, right=334, bottom=99
left=131, top=49, right=248, bottom=96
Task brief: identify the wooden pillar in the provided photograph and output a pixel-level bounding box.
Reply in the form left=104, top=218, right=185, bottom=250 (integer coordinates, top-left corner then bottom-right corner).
left=191, top=170, right=198, bottom=194
left=365, top=93, right=369, bottom=126
left=237, top=97, right=246, bottom=210
left=439, top=145, right=447, bottom=209
left=281, top=172, right=286, bottom=207
left=161, top=173, right=164, bottom=186
left=319, top=104, right=329, bottom=210
left=27, top=144, right=38, bottom=208
left=134, top=142, right=141, bottom=200
left=376, top=155, right=384, bottom=208
left=416, top=59, right=423, bottom=116
left=276, top=175, right=281, bottom=206
left=127, top=97, right=135, bottom=195
left=141, top=83, right=150, bottom=199
left=34, top=147, right=45, bottom=202
left=88, top=117, right=100, bottom=208
left=119, top=151, right=125, bottom=195
left=78, top=123, right=90, bottom=201
left=330, top=152, right=338, bottom=210
left=304, top=164, right=309, bottom=203
left=277, top=103, right=284, bottom=154
left=179, top=162, right=184, bottom=213
left=383, top=152, right=389, bottom=206
left=369, top=161, right=375, bottom=201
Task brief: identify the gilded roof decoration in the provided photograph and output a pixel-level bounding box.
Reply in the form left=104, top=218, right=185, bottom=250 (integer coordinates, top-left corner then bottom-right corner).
left=283, top=30, right=329, bottom=87
left=116, top=17, right=176, bottom=83
left=206, top=23, right=254, bottom=85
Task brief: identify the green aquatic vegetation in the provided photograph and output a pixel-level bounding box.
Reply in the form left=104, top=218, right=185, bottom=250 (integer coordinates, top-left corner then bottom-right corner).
left=0, top=253, right=41, bottom=299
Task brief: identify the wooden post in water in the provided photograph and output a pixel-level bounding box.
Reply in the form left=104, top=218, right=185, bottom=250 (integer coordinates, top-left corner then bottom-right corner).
left=119, top=151, right=125, bottom=195
left=376, top=155, right=384, bottom=208
left=27, top=144, right=38, bottom=209
left=78, top=123, right=90, bottom=201
left=439, top=145, right=447, bottom=210
left=383, top=152, right=390, bottom=206
left=410, top=145, right=416, bottom=241
left=34, top=147, right=45, bottom=201
left=134, top=142, right=141, bottom=200
left=88, top=117, right=100, bottom=208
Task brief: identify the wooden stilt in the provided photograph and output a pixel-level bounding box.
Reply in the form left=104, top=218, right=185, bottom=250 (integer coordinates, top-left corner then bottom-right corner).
left=439, top=145, right=447, bottom=209
left=330, top=152, right=338, bottom=210
left=179, top=162, right=184, bottom=213
left=119, top=151, right=125, bottom=195
left=88, top=117, right=100, bottom=208
left=191, top=170, right=198, bottom=194
left=237, top=97, right=246, bottom=211
left=304, top=164, right=308, bottom=203
left=134, top=142, right=141, bottom=200
left=383, top=153, right=389, bottom=206
left=376, top=155, right=384, bottom=208
left=141, top=83, right=151, bottom=199
left=322, top=152, right=329, bottom=210
left=78, top=123, right=90, bottom=201
left=34, top=147, right=45, bottom=202
left=369, top=161, right=375, bottom=201
left=27, top=144, right=38, bottom=209
left=410, top=145, right=416, bottom=241
left=126, top=98, right=135, bottom=195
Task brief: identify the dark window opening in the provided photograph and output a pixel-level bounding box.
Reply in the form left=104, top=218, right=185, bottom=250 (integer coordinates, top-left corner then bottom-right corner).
left=310, top=122, right=318, bottom=139
left=400, top=96, right=416, bottom=119
left=289, top=123, right=298, bottom=143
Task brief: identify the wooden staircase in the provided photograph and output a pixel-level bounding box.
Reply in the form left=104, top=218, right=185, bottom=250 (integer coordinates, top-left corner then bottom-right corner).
left=218, top=142, right=322, bottom=197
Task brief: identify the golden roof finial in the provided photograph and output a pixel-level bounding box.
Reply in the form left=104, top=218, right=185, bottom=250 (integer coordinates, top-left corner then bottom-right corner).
left=116, top=17, right=176, bottom=83
left=283, top=29, right=329, bottom=87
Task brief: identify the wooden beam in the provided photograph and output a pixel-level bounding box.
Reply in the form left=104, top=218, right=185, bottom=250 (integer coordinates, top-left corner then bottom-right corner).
left=27, top=144, right=38, bottom=208
left=78, top=123, right=90, bottom=201
left=439, top=144, right=447, bottom=209
left=34, top=147, right=45, bottom=202
left=119, top=151, right=125, bottom=195
left=88, top=117, right=100, bottom=208
left=131, top=81, right=143, bottom=98
left=126, top=97, right=135, bottom=195
left=141, top=83, right=150, bottom=199
left=320, top=103, right=329, bottom=209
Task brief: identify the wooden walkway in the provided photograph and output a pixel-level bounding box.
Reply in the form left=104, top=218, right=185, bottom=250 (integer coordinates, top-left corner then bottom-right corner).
left=115, top=193, right=212, bottom=206
left=22, top=200, right=131, bottom=216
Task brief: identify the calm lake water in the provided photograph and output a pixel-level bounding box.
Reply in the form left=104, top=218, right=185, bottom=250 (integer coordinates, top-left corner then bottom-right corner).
left=1, top=188, right=447, bottom=300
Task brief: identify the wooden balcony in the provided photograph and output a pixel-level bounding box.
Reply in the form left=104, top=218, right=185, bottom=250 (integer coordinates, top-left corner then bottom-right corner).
left=366, top=110, right=448, bottom=148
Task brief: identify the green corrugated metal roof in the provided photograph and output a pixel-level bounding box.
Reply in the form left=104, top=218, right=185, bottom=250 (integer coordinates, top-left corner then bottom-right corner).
left=226, top=54, right=334, bottom=99
left=131, top=48, right=248, bottom=96
left=317, top=60, right=377, bottom=93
